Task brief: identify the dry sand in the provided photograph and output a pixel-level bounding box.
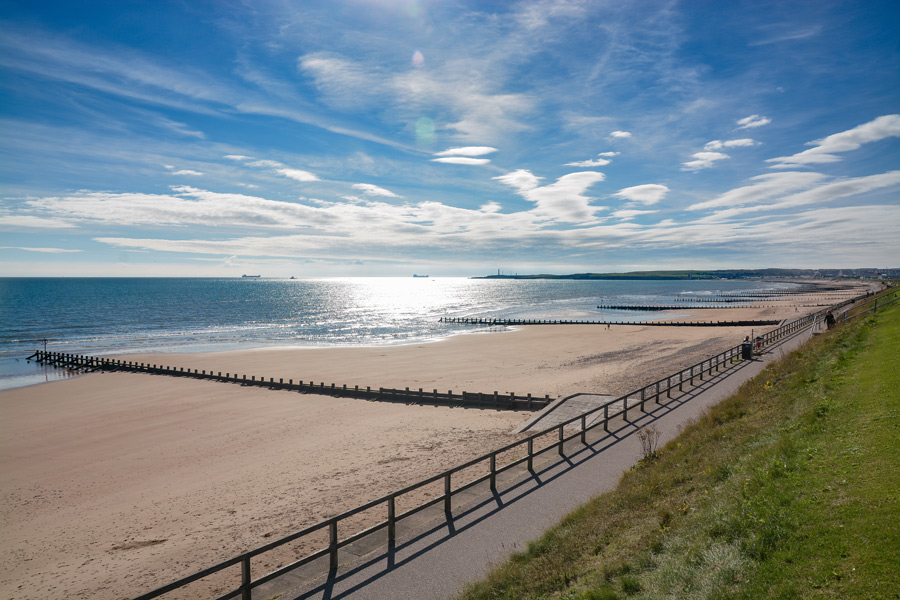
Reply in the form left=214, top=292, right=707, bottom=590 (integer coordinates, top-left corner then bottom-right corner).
left=0, top=282, right=871, bottom=599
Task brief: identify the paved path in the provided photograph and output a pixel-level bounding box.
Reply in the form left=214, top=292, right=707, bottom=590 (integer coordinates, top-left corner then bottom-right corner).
left=257, top=325, right=818, bottom=600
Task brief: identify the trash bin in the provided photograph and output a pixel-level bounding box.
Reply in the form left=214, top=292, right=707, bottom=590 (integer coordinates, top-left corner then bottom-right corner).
left=741, top=341, right=753, bottom=360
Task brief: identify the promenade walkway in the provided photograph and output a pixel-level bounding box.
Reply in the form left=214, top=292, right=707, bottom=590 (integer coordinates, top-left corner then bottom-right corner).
left=255, top=324, right=819, bottom=600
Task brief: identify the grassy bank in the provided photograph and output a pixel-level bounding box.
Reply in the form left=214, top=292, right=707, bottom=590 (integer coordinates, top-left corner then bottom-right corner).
left=459, top=302, right=899, bottom=600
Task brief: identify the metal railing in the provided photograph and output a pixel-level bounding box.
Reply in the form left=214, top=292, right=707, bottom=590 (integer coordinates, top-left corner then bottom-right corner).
left=122, top=291, right=870, bottom=599
left=838, top=286, right=899, bottom=321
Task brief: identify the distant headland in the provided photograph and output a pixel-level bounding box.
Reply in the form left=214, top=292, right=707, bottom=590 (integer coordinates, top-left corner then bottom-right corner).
left=474, top=268, right=897, bottom=280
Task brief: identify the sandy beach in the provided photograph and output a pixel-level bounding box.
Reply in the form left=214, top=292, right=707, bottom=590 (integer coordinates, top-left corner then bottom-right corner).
left=0, top=282, right=871, bottom=599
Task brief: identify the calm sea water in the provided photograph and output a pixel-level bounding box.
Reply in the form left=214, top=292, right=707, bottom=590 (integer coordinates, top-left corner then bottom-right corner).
left=0, top=277, right=793, bottom=390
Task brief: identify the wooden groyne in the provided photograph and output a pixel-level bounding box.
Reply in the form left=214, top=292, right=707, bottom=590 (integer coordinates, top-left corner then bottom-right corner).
left=25, top=351, right=550, bottom=411
left=440, top=317, right=781, bottom=327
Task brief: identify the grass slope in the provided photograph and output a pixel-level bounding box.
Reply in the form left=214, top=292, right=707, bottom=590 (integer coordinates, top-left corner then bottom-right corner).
left=458, top=302, right=899, bottom=600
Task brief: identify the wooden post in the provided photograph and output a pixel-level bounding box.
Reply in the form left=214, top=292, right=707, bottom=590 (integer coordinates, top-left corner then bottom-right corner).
left=581, top=415, right=587, bottom=444
left=604, top=404, right=609, bottom=432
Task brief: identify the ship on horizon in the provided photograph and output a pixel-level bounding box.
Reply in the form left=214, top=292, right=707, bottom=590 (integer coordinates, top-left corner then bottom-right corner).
left=241, top=274, right=261, bottom=278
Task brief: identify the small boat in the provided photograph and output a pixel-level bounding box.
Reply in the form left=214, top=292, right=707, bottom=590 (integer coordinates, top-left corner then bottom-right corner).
left=241, top=274, right=261, bottom=278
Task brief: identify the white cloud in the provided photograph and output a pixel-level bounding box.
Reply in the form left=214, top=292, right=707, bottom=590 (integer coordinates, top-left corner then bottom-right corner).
left=494, top=169, right=607, bottom=222
left=0, top=215, right=76, bottom=228
left=609, top=131, right=632, bottom=139
left=493, top=169, right=542, bottom=192
left=226, top=156, right=321, bottom=182
left=611, top=209, right=657, bottom=221
left=688, top=171, right=826, bottom=211
left=434, top=146, right=498, bottom=157
left=766, top=114, right=900, bottom=168
left=681, top=151, right=730, bottom=171
left=431, top=157, right=492, bottom=165
left=352, top=183, right=400, bottom=197
left=598, top=152, right=620, bottom=157
left=300, top=50, right=535, bottom=143
left=0, top=246, right=82, bottom=253
left=736, top=115, right=771, bottom=129
left=704, top=139, right=757, bottom=150
left=698, top=170, right=900, bottom=221
left=613, top=184, right=670, bottom=205
left=564, top=158, right=611, bottom=167
left=249, top=159, right=285, bottom=169
left=171, top=169, right=204, bottom=176
left=750, top=26, right=822, bottom=46
left=276, top=168, right=320, bottom=182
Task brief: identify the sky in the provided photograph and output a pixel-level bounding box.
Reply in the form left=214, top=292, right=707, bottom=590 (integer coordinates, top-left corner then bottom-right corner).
left=1, top=0, right=898, bottom=277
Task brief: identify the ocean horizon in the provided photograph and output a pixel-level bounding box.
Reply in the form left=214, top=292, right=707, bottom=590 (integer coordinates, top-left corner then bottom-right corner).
left=0, top=276, right=795, bottom=391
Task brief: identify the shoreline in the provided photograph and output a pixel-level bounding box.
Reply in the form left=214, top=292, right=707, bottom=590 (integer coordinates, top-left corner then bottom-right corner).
left=0, top=283, right=876, bottom=599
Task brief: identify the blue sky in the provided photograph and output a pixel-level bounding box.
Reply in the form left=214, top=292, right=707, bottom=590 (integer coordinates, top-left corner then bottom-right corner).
left=1, top=0, right=898, bottom=277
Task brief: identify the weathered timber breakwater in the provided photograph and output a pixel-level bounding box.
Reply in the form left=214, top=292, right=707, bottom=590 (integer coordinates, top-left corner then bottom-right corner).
left=25, top=350, right=551, bottom=411
left=440, top=316, right=781, bottom=326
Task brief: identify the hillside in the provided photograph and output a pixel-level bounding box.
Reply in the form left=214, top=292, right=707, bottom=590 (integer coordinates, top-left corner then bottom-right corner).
left=459, top=299, right=899, bottom=599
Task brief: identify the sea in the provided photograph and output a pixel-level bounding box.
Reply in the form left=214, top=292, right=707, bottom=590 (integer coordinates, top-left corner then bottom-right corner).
left=0, top=277, right=796, bottom=391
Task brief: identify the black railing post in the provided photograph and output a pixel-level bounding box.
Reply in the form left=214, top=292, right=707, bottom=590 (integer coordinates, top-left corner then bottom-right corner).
left=489, top=454, right=497, bottom=491
left=444, top=473, right=452, bottom=514
left=329, top=521, right=338, bottom=571
left=388, top=496, right=396, bottom=542
left=558, top=425, right=564, bottom=456
left=241, top=555, right=251, bottom=600
left=527, top=438, right=534, bottom=471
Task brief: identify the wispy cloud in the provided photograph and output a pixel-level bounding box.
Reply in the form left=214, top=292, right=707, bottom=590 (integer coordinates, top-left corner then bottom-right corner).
left=0, top=215, right=76, bottom=228
left=352, top=183, right=400, bottom=197
left=682, top=138, right=759, bottom=171
left=0, top=246, right=82, bottom=253
left=750, top=25, right=822, bottom=46
left=608, top=131, right=632, bottom=139
left=688, top=171, right=827, bottom=211
left=766, top=114, right=900, bottom=168
left=682, top=151, right=730, bottom=171
left=736, top=115, right=771, bottom=130
left=226, top=155, right=321, bottom=182
left=564, top=158, right=611, bottom=167
left=611, top=209, right=657, bottom=221
left=434, top=147, right=498, bottom=157
left=431, top=157, right=492, bottom=165
left=299, top=51, right=535, bottom=144
left=697, top=171, right=900, bottom=222
left=704, top=139, right=757, bottom=150
left=613, top=184, right=669, bottom=205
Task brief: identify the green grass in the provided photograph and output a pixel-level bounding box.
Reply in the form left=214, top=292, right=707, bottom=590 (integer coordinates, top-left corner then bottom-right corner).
left=458, top=300, right=900, bottom=600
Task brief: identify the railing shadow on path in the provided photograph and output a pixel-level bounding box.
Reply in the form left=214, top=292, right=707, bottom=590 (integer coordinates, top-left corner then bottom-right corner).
left=271, top=346, right=778, bottom=600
